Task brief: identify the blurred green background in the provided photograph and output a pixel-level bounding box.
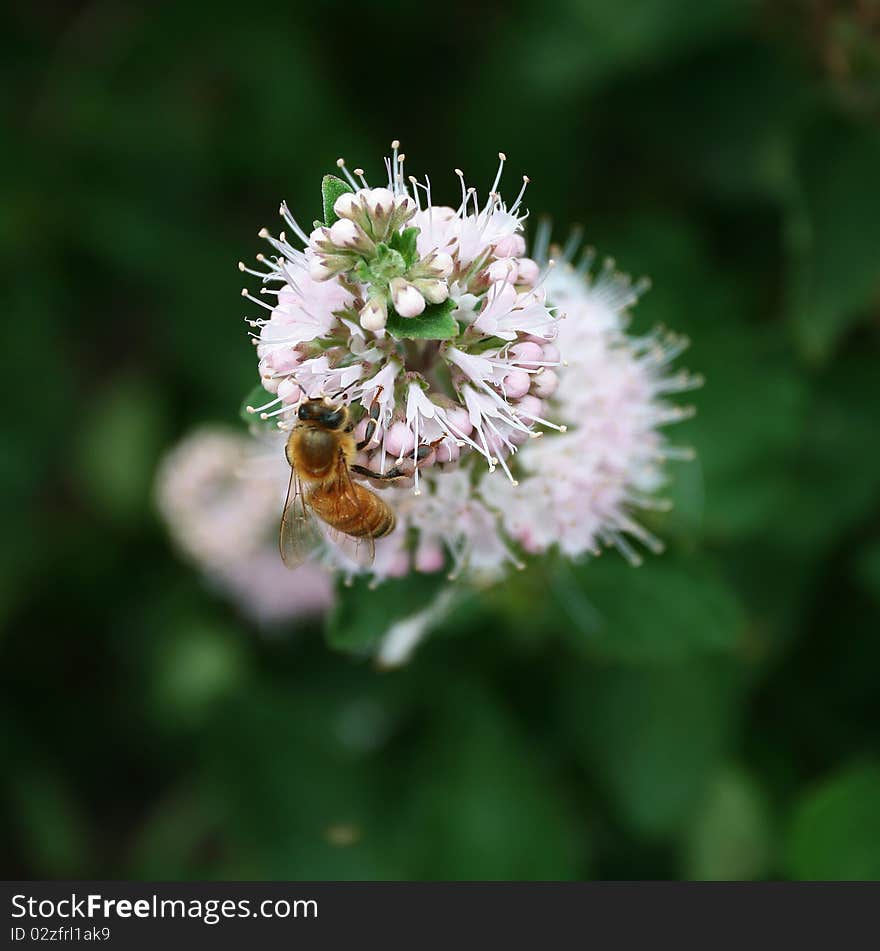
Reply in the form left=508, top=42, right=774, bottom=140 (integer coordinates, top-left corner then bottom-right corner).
left=2, top=0, right=880, bottom=880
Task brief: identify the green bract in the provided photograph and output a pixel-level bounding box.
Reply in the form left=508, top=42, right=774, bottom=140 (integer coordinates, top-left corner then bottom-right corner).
left=389, top=227, right=421, bottom=269
left=320, top=174, right=354, bottom=227
left=369, top=243, right=407, bottom=283
left=386, top=300, right=460, bottom=340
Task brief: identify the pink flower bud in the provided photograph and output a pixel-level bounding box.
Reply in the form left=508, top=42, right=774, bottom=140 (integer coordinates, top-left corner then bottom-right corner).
left=542, top=342, right=561, bottom=364
left=428, top=251, right=454, bottom=278
left=435, top=438, right=460, bottom=464
left=515, top=394, right=544, bottom=422
left=486, top=259, right=518, bottom=283
left=394, top=194, right=416, bottom=215
left=511, top=341, right=544, bottom=369
left=390, top=278, right=426, bottom=317
left=532, top=369, right=559, bottom=399
left=503, top=370, right=531, bottom=399
left=516, top=258, right=540, bottom=286
left=386, top=549, right=411, bottom=579
left=309, top=257, right=335, bottom=282
left=353, top=418, right=370, bottom=445
left=328, top=217, right=364, bottom=249
left=413, top=278, right=449, bottom=304
left=444, top=406, right=473, bottom=438
left=492, top=234, right=526, bottom=258
left=363, top=187, right=394, bottom=218
left=385, top=421, right=415, bottom=458
left=415, top=539, right=445, bottom=573
left=333, top=192, right=361, bottom=221
left=359, top=297, right=388, bottom=332
left=519, top=531, right=544, bottom=555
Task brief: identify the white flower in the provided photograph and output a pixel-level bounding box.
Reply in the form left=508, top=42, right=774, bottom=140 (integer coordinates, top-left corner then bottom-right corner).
left=236, top=145, right=698, bottom=587
left=472, top=281, right=557, bottom=340
left=240, top=143, right=561, bottom=486
left=480, top=240, right=700, bottom=565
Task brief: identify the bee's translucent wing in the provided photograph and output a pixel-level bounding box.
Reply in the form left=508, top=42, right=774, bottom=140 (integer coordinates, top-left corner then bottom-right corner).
left=279, top=468, right=324, bottom=569
left=322, top=523, right=376, bottom=569
left=319, top=452, right=377, bottom=569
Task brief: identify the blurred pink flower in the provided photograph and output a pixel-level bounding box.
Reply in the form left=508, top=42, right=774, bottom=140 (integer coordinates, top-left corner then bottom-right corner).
left=155, top=428, right=333, bottom=623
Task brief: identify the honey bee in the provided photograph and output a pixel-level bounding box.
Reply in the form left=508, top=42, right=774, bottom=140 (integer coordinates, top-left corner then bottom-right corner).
left=280, top=398, right=404, bottom=568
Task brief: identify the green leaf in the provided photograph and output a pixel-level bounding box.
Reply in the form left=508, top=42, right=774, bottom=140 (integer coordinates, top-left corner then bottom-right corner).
left=75, top=377, right=168, bottom=525
left=765, top=354, right=880, bottom=554
left=390, top=226, right=421, bottom=269
left=787, top=763, right=880, bottom=880
left=326, top=571, right=450, bottom=655
left=549, top=554, right=744, bottom=664
left=788, top=118, right=880, bottom=362
left=561, top=660, right=742, bottom=838
left=372, top=242, right=406, bottom=278
left=199, top=681, right=403, bottom=879
left=855, top=540, right=880, bottom=604
left=239, top=384, right=279, bottom=432
left=321, top=174, right=354, bottom=227
left=7, top=766, right=91, bottom=877
left=518, top=0, right=746, bottom=96
left=386, top=299, right=460, bottom=340
left=148, top=618, right=248, bottom=731
left=128, top=787, right=228, bottom=879
left=682, top=766, right=772, bottom=880
left=394, top=679, right=583, bottom=879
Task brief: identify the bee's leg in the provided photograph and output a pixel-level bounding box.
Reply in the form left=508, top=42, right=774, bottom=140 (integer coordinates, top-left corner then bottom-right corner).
left=355, top=396, right=382, bottom=451
left=350, top=464, right=408, bottom=482
left=351, top=445, right=434, bottom=481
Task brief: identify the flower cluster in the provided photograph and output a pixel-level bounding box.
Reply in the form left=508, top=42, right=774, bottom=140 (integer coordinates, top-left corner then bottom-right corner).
left=346, top=240, right=701, bottom=583
left=309, top=182, right=453, bottom=328
left=481, top=231, right=701, bottom=567
left=155, top=428, right=333, bottom=623
left=228, top=143, right=699, bottom=585
left=241, top=144, right=562, bottom=490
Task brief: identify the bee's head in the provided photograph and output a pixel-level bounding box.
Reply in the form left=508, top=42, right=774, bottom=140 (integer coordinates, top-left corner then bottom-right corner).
left=297, top=399, right=347, bottom=430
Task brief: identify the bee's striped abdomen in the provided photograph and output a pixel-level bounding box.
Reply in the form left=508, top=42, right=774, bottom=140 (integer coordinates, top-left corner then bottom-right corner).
left=309, top=482, right=395, bottom=540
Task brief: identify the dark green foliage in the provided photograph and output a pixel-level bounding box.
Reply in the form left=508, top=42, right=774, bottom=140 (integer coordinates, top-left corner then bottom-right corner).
left=787, top=764, right=880, bottom=880
left=385, top=299, right=459, bottom=340
left=321, top=175, right=354, bottom=227
left=2, top=0, right=879, bottom=882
